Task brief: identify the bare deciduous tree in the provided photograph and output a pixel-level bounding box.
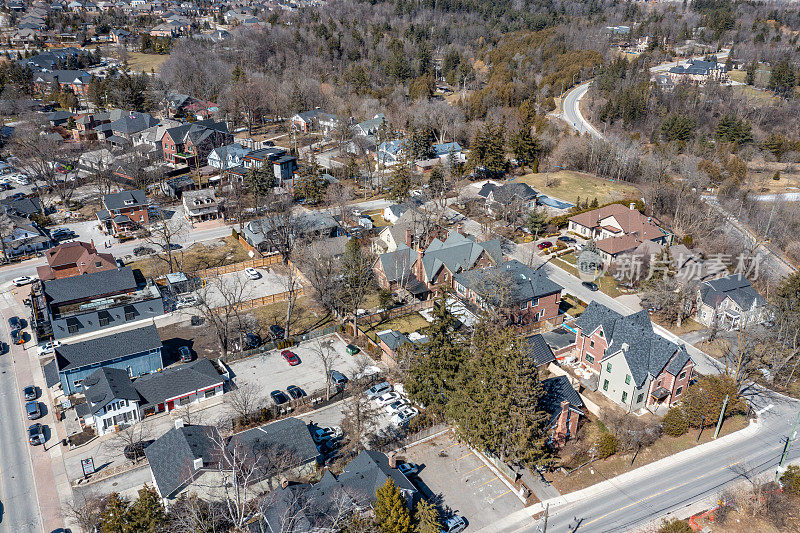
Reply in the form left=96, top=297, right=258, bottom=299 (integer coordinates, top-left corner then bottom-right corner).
left=193, top=274, right=254, bottom=358
left=144, top=217, right=189, bottom=274
left=109, top=419, right=153, bottom=464
left=340, top=393, right=380, bottom=457
left=310, top=338, right=341, bottom=400
left=64, top=491, right=106, bottom=533
left=225, top=382, right=262, bottom=424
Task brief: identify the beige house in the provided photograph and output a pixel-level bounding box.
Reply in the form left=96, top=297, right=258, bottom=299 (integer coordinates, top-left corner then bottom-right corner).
left=182, top=189, right=220, bottom=223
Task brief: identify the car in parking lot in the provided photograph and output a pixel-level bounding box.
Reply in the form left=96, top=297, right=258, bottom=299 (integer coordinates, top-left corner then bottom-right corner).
left=286, top=385, right=304, bottom=399
left=124, top=440, right=153, bottom=461
left=244, top=267, right=261, bottom=280
left=385, top=399, right=409, bottom=415
left=10, top=329, right=23, bottom=345
left=179, top=346, right=193, bottom=362
left=374, top=392, right=403, bottom=407
left=537, top=241, right=553, bottom=250
left=37, top=340, right=62, bottom=356
left=398, top=462, right=418, bottom=476
left=25, top=400, right=41, bottom=420
left=23, top=386, right=37, bottom=401
left=271, top=390, right=290, bottom=405
left=582, top=281, right=599, bottom=292
left=441, top=515, right=467, bottom=533
left=268, top=324, right=285, bottom=340
left=12, top=276, right=33, bottom=286
left=312, top=426, right=342, bottom=444
left=28, top=423, right=45, bottom=446
left=330, top=370, right=348, bottom=386
left=8, top=316, right=20, bottom=330
left=391, top=406, right=419, bottom=427
left=558, top=235, right=576, bottom=243
left=281, top=350, right=301, bottom=366
left=366, top=381, right=392, bottom=399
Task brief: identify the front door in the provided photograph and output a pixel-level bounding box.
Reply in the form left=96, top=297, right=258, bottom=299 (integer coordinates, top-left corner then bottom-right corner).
left=166, top=400, right=174, bottom=411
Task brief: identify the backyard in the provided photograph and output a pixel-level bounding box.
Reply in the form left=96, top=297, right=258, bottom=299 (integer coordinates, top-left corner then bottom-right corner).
left=514, top=170, right=641, bottom=206
left=253, top=297, right=337, bottom=337
left=127, top=235, right=251, bottom=278
left=361, top=312, right=430, bottom=342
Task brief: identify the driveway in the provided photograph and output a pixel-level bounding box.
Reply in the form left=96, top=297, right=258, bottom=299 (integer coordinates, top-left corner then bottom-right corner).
left=401, top=435, right=524, bottom=531
left=199, top=267, right=289, bottom=308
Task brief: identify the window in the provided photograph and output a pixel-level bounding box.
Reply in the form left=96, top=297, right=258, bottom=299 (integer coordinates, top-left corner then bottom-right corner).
left=590, top=340, right=595, bottom=348
left=625, top=374, right=631, bottom=385
left=204, top=388, right=216, bottom=399
left=179, top=395, right=192, bottom=406
left=679, top=372, right=686, bottom=380
left=621, top=391, right=628, bottom=403
left=73, top=379, right=83, bottom=388
left=531, top=298, right=539, bottom=307
left=606, top=362, right=613, bottom=372
left=95, top=261, right=102, bottom=267
left=519, top=301, right=528, bottom=310
left=675, top=386, right=683, bottom=396
left=599, top=330, right=604, bottom=337
left=603, top=380, right=609, bottom=391
left=67, top=317, right=80, bottom=334
left=637, top=393, right=644, bottom=403
left=586, top=354, right=595, bottom=364
left=98, top=312, right=110, bottom=326
left=124, top=305, right=136, bottom=321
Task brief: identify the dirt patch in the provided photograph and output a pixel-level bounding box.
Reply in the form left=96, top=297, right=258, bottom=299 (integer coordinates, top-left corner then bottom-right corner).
left=128, top=235, right=250, bottom=278
left=696, top=338, right=732, bottom=359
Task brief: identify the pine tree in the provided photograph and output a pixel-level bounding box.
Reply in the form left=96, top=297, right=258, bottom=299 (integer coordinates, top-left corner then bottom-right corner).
left=98, top=492, right=130, bottom=533
left=246, top=165, right=276, bottom=203
left=387, top=163, right=412, bottom=202
left=526, top=208, right=548, bottom=238
left=467, top=122, right=507, bottom=176
left=414, top=499, right=441, bottom=533
left=126, top=485, right=166, bottom=533
left=509, top=127, right=540, bottom=169
left=374, top=480, right=412, bottom=533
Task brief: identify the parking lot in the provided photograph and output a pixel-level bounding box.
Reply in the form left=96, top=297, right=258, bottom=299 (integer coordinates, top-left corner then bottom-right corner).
left=199, top=267, right=290, bottom=308
left=401, top=435, right=524, bottom=531
left=228, top=334, right=366, bottom=405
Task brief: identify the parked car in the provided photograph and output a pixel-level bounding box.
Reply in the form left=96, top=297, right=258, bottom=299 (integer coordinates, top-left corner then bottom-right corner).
left=160, top=243, right=182, bottom=251
left=244, top=267, right=261, bottom=280
left=537, top=241, right=553, bottom=250
left=124, top=440, right=153, bottom=461
left=175, top=295, right=198, bottom=309
left=23, top=386, right=37, bottom=401
left=28, top=423, right=45, bottom=446
left=312, top=426, right=342, bottom=444
left=582, top=281, right=599, bottom=292
left=25, top=400, right=41, bottom=420
left=374, top=392, right=403, bottom=407
left=286, top=385, right=304, bottom=400
left=37, top=340, right=62, bottom=356
left=317, top=439, right=340, bottom=455
left=0, top=341, right=7, bottom=355
left=179, top=346, right=192, bottom=362
left=330, top=370, right=348, bottom=386
left=281, top=350, right=301, bottom=366
left=8, top=316, right=20, bottom=330
left=268, top=324, right=285, bottom=340
left=557, top=235, right=576, bottom=243
left=10, top=329, right=23, bottom=345
left=397, top=462, right=419, bottom=476
left=12, top=276, right=33, bottom=286
left=441, top=516, right=467, bottom=533
left=391, top=406, right=419, bottom=427
left=133, top=246, right=154, bottom=257
left=384, top=399, right=409, bottom=415
left=366, top=381, right=392, bottom=399
left=234, top=333, right=261, bottom=351
left=271, top=390, right=289, bottom=405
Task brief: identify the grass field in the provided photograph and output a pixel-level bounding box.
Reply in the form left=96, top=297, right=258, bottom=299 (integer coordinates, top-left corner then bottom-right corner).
left=732, top=85, right=778, bottom=103
left=515, top=170, right=640, bottom=206
left=127, top=235, right=250, bottom=278
left=362, top=312, right=430, bottom=341
left=126, top=52, right=170, bottom=73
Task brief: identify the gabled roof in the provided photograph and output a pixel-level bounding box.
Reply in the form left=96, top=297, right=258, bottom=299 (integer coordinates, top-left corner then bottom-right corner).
left=376, top=243, right=415, bottom=283
left=83, top=367, right=140, bottom=414
left=569, top=204, right=662, bottom=240
left=421, top=231, right=503, bottom=282
left=55, top=324, right=162, bottom=372
left=432, top=142, right=462, bottom=156
left=700, top=273, right=766, bottom=311
left=145, top=424, right=222, bottom=498
left=43, top=266, right=138, bottom=305
left=0, top=196, right=42, bottom=218
left=540, top=375, right=584, bottom=423
left=38, top=241, right=116, bottom=280
left=294, top=109, right=336, bottom=123
left=453, top=259, right=562, bottom=306
left=227, top=417, right=320, bottom=469
left=103, top=189, right=147, bottom=211
left=106, top=111, right=158, bottom=135
left=133, top=358, right=222, bottom=408
left=527, top=334, right=556, bottom=366
left=484, top=182, right=538, bottom=205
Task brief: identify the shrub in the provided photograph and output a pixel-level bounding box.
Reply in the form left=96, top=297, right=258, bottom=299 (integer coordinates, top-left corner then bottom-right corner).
left=780, top=465, right=800, bottom=495
left=657, top=518, right=693, bottom=533
left=596, top=432, right=617, bottom=459
left=662, top=407, right=689, bottom=437
left=773, top=171, right=781, bottom=181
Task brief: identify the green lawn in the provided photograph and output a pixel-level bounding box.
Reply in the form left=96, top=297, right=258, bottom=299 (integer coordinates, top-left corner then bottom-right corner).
left=515, top=170, right=641, bottom=206
left=362, top=312, right=430, bottom=341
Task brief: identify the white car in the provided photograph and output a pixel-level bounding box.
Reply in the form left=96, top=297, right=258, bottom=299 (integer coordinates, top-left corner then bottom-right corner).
left=175, top=295, right=198, bottom=309
left=391, top=406, right=419, bottom=427
left=374, top=392, right=403, bottom=407
left=12, top=276, right=34, bottom=286
left=356, top=365, right=383, bottom=381
left=384, top=399, right=409, bottom=415
left=36, top=341, right=62, bottom=356
left=10, top=174, right=29, bottom=185
left=244, top=267, right=261, bottom=280
left=365, top=381, right=392, bottom=399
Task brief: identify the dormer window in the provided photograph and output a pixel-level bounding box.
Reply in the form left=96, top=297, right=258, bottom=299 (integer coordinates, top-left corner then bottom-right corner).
left=124, top=199, right=134, bottom=206
left=205, top=198, right=213, bottom=204
left=194, top=200, right=201, bottom=206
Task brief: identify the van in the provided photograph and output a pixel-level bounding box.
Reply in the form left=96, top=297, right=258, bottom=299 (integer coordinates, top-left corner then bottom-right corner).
left=25, top=400, right=41, bottom=420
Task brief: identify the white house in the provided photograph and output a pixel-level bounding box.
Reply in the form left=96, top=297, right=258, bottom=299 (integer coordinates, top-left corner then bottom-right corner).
left=182, top=189, right=220, bottom=222
left=207, top=143, right=250, bottom=170
left=695, top=274, right=769, bottom=330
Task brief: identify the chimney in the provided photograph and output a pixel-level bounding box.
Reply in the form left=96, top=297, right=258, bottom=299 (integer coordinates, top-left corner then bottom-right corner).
left=456, top=222, right=465, bottom=236
left=281, top=477, right=289, bottom=489
left=405, top=228, right=414, bottom=249
left=193, top=457, right=203, bottom=471
left=388, top=452, right=397, bottom=469
left=174, top=419, right=185, bottom=429
left=630, top=202, right=636, bottom=210
left=555, top=400, right=570, bottom=445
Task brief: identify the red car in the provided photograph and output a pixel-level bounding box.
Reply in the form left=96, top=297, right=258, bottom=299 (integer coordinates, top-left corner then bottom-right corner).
left=282, top=350, right=301, bottom=366
left=537, top=241, right=553, bottom=250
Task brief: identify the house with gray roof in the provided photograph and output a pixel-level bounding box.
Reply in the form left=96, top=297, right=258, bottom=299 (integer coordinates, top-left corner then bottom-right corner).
left=290, top=109, right=339, bottom=134
left=540, top=375, right=584, bottom=446
left=97, top=189, right=149, bottom=236
left=573, top=301, right=694, bottom=412
left=453, top=259, right=563, bottom=328
left=241, top=211, right=341, bottom=256
left=695, top=274, right=768, bottom=330
left=81, top=367, right=142, bottom=435
left=477, top=181, right=539, bottom=216
left=54, top=324, right=164, bottom=395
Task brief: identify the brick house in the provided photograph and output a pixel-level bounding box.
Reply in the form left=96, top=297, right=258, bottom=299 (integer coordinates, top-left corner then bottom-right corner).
left=37, top=241, right=117, bottom=281
left=453, top=259, right=563, bottom=328
left=161, top=120, right=232, bottom=168
left=573, top=301, right=694, bottom=411
left=97, top=190, right=149, bottom=235
left=540, top=375, right=584, bottom=447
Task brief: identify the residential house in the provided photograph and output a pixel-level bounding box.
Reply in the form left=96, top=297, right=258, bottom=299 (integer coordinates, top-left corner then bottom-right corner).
left=44, top=110, right=74, bottom=127
left=36, top=241, right=116, bottom=280
left=374, top=229, right=503, bottom=299
left=382, top=203, right=410, bottom=225
left=241, top=211, right=341, bottom=256
left=377, top=139, right=405, bottom=166
left=35, top=266, right=165, bottom=342
left=241, top=147, right=298, bottom=187
left=1, top=216, right=50, bottom=257
left=290, top=109, right=339, bottom=134
left=353, top=114, right=386, bottom=138
left=161, top=120, right=232, bottom=168
left=695, top=274, right=769, bottom=330
left=97, top=190, right=149, bottom=235
left=146, top=417, right=320, bottom=502
left=110, top=28, right=134, bottom=45
left=666, top=58, right=727, bottom=83
left=432, top=141, right=463, bottom=161
left=54, top=324, right=164, bottom=395
left=540, top=375, right=584, bottom=447
left=477, top=181, right=539, bottom=217
left=33, top=70, right=91, bottom=96
left=77, top=147, right=114, bottom=172
left=96, top=111, right=159, bottom=146
left=376, top=329, right=427, bottom=362
left=160, top=175, right=196, bottom=199
left=131, top=119, right=182, bottom=151
left=568, top=203, right=669, bottom=263
left=182, top=189, right=220, bottom=222
left=0, top=196, right=44, bottom=219
left=573, top=301, right=695, bottom=411
left=250, top=450, right=417, bottom=533
left=81, top=367, right=142, bottom=435
left=372, top=208, right=428, bottom=254
left=453, top=259, right=563, bottom=328
left=207, top=143, right=250, bottom=170
left=526, top=333, right=557, bottom=367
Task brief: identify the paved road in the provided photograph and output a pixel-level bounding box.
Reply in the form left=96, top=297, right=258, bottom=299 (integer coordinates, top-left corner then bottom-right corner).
left=487, top=388, right=800, bottom=533
left=0, top=290, right=43, bottom=533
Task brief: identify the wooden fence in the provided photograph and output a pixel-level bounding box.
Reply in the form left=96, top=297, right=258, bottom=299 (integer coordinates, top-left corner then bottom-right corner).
left=196, top=253, right=282, bottom=279
left=214, top=286, right=305, bottom=314
left=357, top=299, right=436, bottom=326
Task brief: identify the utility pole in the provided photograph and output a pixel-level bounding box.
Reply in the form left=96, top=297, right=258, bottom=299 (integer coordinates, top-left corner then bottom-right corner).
left=713, top=394, right=729, bottom=440
left=542, top=503, right=549, bottom=533
left=780, top=411, right=800, bottom=468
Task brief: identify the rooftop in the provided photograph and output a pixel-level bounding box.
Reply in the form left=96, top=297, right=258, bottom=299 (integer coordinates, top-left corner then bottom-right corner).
left=54, top=324, right=162, bottom=372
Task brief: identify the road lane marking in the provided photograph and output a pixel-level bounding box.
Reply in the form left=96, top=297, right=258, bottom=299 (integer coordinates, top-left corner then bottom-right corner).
left=757, top=403, right=774, bottom=415
left=456, top=452, right=474, bottom=462
left=494, top=489, right=513, bottom=498
left=463, top=464, right=487, bottom=476
left=477, top=476, right=499, bottom=487
left=440, top=442, right=460, bottom=452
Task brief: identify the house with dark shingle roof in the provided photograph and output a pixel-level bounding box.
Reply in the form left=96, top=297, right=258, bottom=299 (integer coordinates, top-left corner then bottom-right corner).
left=695, top=274, right=768, bottom=330
left=477, top=181, right=539, bottom=216
left=540, top=375, right=584, bottom=446
left=290, top=109, right=339, bottom=134
left=82, top=367, right=142, bottom=435
left=55, top=324, right=164, bottom=395
left=573, top=301, right=694, bottom=411
left=161, top=119, right=232, bottom=168
left=453, top=259, right=563, bottom=328
left=97, top=189, right=149, bottom=235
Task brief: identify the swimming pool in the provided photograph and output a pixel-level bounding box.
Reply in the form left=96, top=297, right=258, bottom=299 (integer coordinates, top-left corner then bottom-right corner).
left=538, top=195, right=574, bottom=209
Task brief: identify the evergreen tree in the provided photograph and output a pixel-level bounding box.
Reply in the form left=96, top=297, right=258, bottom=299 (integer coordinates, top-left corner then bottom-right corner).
left=714, top=115, right=753, bottom=145
left=126, top=485, right=166, bottom=533
left=745, top=60, right=757, bottom=85
left=414, top=499, right=442, bottom=533
left=409, top=126, right=435, bottom=160
left=387, top=163, right=413, bottom=202
left=526, top=208, right=548, bottom=238
left=246, top=165, right=276, bottom=203
left=769, top=59, right=796, bottom=97
left=590, top=197, right=599, bottom=208
left=428, top=163, right=445, bottom=197
left=406, top=296, right=465, bottom=420
left=509, top=127, right=540, bottom=169
left=294, top=160, right=327, bottom=205
left=467, top=122, right=507, bottom=176
left=374, top=480, right=412, bottom=533
left=98, top=493, right=130, bottom=533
